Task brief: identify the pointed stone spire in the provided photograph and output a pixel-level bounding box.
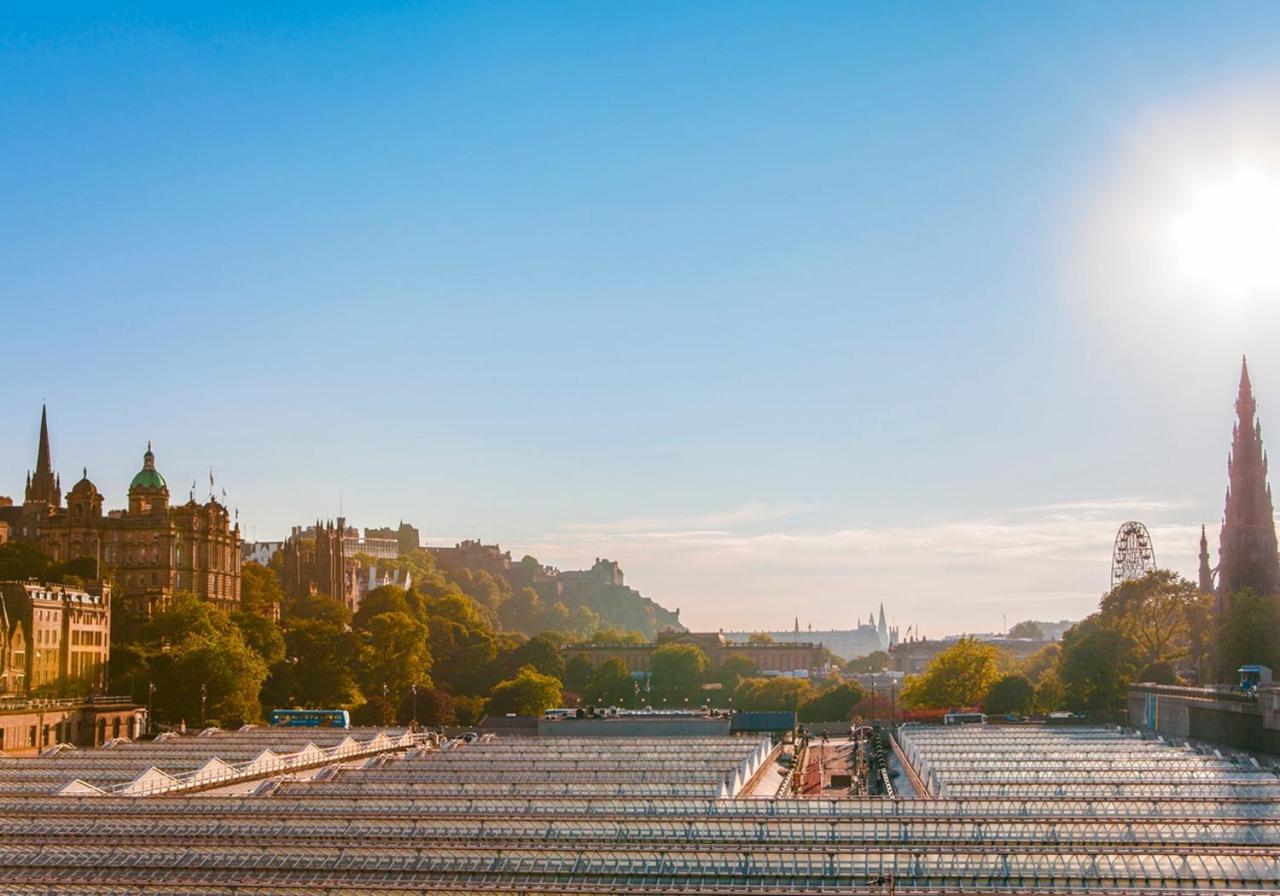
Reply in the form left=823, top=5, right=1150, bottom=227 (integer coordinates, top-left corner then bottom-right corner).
left=1218, top=355, right=1280, bottom=604
left=1198, top=525, right=1214, bottom=593
left=24, top=404, right=61, bottom=506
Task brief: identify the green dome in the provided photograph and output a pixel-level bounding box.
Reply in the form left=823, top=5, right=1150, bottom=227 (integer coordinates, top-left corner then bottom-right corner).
left=130, top=445, right=167, bottom=491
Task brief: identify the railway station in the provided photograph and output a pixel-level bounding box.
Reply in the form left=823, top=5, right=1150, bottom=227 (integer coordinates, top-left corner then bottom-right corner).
left=0, top=721, right=1276, bottom=892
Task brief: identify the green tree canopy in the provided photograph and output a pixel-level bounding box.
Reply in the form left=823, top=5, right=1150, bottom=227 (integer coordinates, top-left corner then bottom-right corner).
left=982, top=674, right=1035, bottom=715
left=1216, top=588, right=1280, bottom=677
left=563, top=655, right=595, bottom=694
left=797, top=681, right=867, bottom=722
left=649, top=643, right=709, bottom=703
left=1057, top=616, right=1136, bottom=713
left=502, top=633, right=566, bottom=681
left=137, top=592, right=268, bottom=727
left=733, top=677, right=816, bottom=712
left=845, top=650, right=889, bottom=674
left=1007, top=620, right=1044, bottom=640
left=712, top=652, right=760, bottom=690
left=900, top=637, right=1002, bottom=710
left=586, top=657, right=635, bottom=707
left=485, top=665, right=563, bottom=717
left=1099, top=570, right=1211, bottom=673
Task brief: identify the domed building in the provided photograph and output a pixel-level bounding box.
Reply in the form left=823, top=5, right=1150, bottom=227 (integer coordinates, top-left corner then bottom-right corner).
left=7, top=410, right=242, bottom=618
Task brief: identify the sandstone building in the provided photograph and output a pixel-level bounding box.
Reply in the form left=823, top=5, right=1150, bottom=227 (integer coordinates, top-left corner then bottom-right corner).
left=1, top=408, right=242, bottom=616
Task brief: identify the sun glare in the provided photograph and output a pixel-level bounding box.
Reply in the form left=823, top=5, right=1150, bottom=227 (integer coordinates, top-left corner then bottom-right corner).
left=1160, top=162, right=1280, bottom=302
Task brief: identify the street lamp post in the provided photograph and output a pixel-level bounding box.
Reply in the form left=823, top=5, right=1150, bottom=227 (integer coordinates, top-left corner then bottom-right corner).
left=411, top=683, right=418, bottom=730
left=147, top=682, right=155, bottom=736
left=199, top=682, right=207, bottom=728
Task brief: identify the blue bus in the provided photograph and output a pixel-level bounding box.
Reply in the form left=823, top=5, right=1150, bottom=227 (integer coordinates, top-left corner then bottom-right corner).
left=268, top=709, right=350, bottom=728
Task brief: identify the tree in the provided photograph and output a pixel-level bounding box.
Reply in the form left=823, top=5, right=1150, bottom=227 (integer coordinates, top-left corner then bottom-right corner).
left=798, top=681, right=867, bottom=722
left=1057, top=616, right=1136, bottom=713
left=586, top=658, right=635, bottom=707
left=649, top=643, right=708, bottom=703
left=563, top=655, right=595, bottom=695
left=231, top=609, right=286, bottom=668
left=1007, top=620, right=1044, bottom=640
left=502, top=633, right=565, bottom=680
left=982, top=674, right=1035, bottom=715
left=486, top=665, right=562, bottom=716
left=712, top=652, right=759, bottom=690
left=138, top=592, right=268, bottom=727
left=900, top=638, right=1002, bottom=709
left=733, top=677, right=816, bottom=712
left=1215, top=588, right=1280, bottom=677
left=240, top=562, right=287, bottom=618
left=354, top=611, right=432, bottom=717
left=747, top=632, right=774, bottom=645
left=1099, top=570, right=1210, bottom=673
left=845, top=650, right=889, bottom=674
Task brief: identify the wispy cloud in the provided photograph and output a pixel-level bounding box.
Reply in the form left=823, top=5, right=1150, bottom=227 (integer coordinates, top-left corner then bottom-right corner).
left=559, top=501, right=814, bottom=534
left=515, top=497, right=1204, bottom=636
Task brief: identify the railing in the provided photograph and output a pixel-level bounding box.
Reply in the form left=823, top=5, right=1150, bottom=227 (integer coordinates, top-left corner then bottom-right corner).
left=0, top=695, right=135, bottom=712
left=1130, top=684, right=1258, bottom=705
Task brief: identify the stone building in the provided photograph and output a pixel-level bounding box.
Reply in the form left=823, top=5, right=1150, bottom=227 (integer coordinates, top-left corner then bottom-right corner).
left=280, top=519, right=350, bottom=607
left=1, top=408, right=242, bottom=617
left=564, top=630, right=826, bottom=679
left=0, top=580, right=111, bottom=697
left=1212, top=357, right=1280, bottom=610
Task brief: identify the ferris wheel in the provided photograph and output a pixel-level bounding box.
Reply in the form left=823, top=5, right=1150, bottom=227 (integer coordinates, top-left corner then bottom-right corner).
left=1111, top=521, right=1156, bottom=589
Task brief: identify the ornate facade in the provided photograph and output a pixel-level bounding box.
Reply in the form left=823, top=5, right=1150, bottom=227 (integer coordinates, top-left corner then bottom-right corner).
left=1215, top=358, right=1280, bottom=609
left=0, top=580, right=111, bottom=697
left=2, top=408, right=241, bottom=617
left=281, top=519, right=351, bottom=608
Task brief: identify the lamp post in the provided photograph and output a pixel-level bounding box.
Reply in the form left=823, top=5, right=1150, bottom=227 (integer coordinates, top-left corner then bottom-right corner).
left=411, top=683, right=418, bottom=730
left=199, top=682, right=207, bottom=728
left=147, top=682, right=155, bottom=736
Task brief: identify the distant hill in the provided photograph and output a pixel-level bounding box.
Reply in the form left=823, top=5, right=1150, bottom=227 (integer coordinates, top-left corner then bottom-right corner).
left=424, top=542, right=684, bottom=639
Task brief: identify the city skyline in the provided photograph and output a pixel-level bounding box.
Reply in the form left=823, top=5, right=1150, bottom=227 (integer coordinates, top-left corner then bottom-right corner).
left=6, top=4, right=1280, bottom=634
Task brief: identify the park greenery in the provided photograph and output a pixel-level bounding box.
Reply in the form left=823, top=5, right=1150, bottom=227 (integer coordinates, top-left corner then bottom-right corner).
left=893, top=569, right=1272, bottom=717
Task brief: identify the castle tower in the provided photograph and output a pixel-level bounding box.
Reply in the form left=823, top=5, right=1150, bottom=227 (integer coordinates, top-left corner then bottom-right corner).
left=1217, top=357, right=1280, bottom=608
left=23, top=405, right=61, bottom=507
left=1198, top=525, right=1214, bottom=594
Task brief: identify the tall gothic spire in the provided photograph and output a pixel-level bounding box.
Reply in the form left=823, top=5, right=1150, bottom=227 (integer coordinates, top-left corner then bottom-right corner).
left=24, top=404, right=61, bottom=506
left=1198, top=525, right=1215, bottom=593
left=1217, top=356, right=1280, bottom=602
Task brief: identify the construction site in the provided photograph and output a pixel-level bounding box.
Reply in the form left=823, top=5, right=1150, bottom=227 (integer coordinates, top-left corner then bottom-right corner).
left=0, top=722, right=1277, bottom=892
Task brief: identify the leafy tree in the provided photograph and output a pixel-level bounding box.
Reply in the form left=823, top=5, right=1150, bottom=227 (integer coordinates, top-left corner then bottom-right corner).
left=982, top=674, right=1035, bottom=715
left=409, top=686, right=456, bottom=726
left=502, top=633, right=566, bottom=680
left=0, top=543, right=58, bottom=581
left=231, top=609, right=286, bottom=668
left=1215, top=588, right=1280, bottom=677
left=563, top=655, right=595, bottom=694
left=240, top=562, right=287, bottom=618
left=712, top=652, right=759, bottom=690
left=733, top=677, right=816, bottom=711
left=586, top=657, right=635, bottom=707
left=747, top=632, right=774, bottom=645
left=1057, top=616, right=1136, bottom=713
left=1007, top=620, right=1044, bottom=640
left=353, top=585, right=411, bottom=629
left=138, top=592, right=267, bottom=727
left=1016, top=643, right=1061, bottom=684
left=797, top=681, right=867, bottom=722
left=268, top=595, right=360, bottom=709
left=649, top=643, right=709, bottom=703
left=845, top=650, right=889, bottom=674
left=1136, top=660, right=1179, bottom=685
left=354, top=611, right=432, bottom=716
left=900, top=637, right=1002, bottom=709
left=1099, top=570, right=1211, bottom=672
left=486, top=665, right=562, bottom=716
left=589, top=628, right=648, bottom=645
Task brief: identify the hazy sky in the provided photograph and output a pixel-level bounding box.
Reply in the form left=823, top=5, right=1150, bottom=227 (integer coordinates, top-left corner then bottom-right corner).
left=5, top=3, right=1280, bottom=635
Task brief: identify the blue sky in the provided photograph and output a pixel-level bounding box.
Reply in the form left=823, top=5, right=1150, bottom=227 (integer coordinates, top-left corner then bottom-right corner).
left=4, top=3, right=1280, bottom=635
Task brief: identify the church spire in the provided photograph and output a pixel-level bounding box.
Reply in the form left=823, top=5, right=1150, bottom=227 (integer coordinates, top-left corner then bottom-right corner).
left=1198, top=525, right=1214, bottom=593
left=24, top=404, right=61, bottom=506
left=1217, top=356, right=1280, bottom=605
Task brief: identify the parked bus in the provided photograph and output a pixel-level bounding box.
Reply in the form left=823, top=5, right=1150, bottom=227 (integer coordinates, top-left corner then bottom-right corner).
left=943, top=711, right=987, bottom=725
left=268, top=709, right=350, bottom=728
